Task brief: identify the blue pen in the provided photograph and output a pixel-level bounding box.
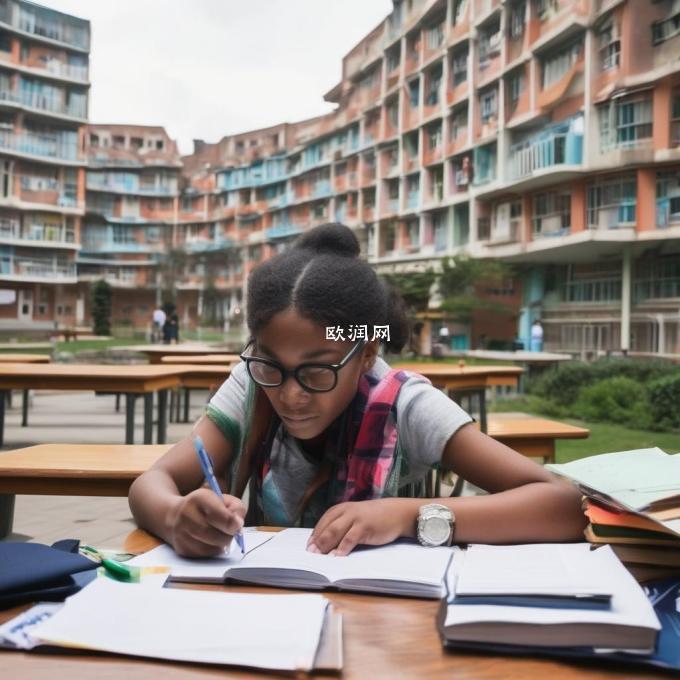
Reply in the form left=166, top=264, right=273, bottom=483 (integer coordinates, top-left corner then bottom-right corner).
left=193, top=435, right=245, bottom=554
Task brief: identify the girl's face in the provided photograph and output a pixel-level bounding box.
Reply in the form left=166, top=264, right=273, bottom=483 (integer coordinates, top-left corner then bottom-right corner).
left=253, top=308, right=377, bottom=440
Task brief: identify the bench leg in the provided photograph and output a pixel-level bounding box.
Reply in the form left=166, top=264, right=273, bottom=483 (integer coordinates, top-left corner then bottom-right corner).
left=143, top=393, right=153, bottom=445
left=0, top=494, right=15, bottom=539
left=157, top=389, right=168, bottom=444
left=125, top=394, right=136, bottom=445
left=168, top=389, right=175, bottom=423
left=175, top=388, right=181, bottom=422
left=21, top=389, right=29, bottom=427
left=479, top=390, right=488, bottom=434
left=183, top=388, right=190, bottom=423
left=115, top=393, right=121, bottom=412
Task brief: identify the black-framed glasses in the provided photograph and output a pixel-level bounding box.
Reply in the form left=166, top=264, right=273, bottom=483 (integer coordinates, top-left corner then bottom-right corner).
left=239, top=339, right=366, bottom=393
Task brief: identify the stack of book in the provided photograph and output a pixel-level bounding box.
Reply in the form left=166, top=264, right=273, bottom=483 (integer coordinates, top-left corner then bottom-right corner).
left=546, top=447, right=680, bottom=582
left=438, top=542, right=680, bottom=670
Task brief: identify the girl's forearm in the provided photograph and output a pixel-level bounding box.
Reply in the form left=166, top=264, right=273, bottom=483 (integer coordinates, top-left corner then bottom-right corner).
left=395, top=480, right=586, bottom=544
left=128, top=470, right=183, bottom=544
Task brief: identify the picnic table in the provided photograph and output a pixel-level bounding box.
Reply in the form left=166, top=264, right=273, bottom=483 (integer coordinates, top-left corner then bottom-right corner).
left=124, top=344, right=234, bottom=364
left=0, top=364, right=184, bottom=447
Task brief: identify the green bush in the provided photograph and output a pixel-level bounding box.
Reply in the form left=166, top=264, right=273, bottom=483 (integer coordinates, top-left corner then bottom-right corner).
left=572, top=377, right=652, bottom=430
left=528, top=358, right=677, bottom=407
left=648, top=374, right=680, bottom=431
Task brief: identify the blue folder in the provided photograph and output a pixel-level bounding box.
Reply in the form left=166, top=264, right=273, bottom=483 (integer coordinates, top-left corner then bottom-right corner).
left=0, top=540, right=98, bottom=609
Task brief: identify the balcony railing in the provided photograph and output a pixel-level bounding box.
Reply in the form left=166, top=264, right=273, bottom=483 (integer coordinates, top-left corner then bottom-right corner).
left=312, top=180, right=332, bottom=198
left=634, top=278, right=680, bottom=301
left=12, top=10, right=89, bottom=50
left=588, top=203, right=636, bottom=230
left=509, top=126, right=583, bottom=180
left=0, top=89, right=86, bottom=118
left=0, top=129, right=78, bottom=161
left=564, top=278, right=622, bottom=303
left=407, top=192, right=419, bottom=209
left=0, top=257, right=77, bottom=279
left=86, top=178, right=177, bottom=195
left=266, top=223, right=301, bottom=240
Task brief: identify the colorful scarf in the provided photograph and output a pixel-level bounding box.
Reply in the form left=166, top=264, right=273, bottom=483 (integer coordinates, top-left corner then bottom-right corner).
left=235, top=366, right=431, bottom=525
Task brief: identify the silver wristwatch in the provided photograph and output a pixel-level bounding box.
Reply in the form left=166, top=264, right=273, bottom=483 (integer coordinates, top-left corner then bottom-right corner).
left=417, top=503, right=455, bottom=547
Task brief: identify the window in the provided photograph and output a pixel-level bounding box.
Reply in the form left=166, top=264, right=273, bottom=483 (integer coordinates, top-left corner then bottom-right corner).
left=542, top=39, right=582, bottom=88
left=155, top=139, right=164, bottom=150
left=652, top=8, right=680, bottom=44
left=429, top=166, right=444, bottom=200
left=535, top=0, right=559, bottom=21
left=426, top=21, right=444, bottom=49
left=449, top=107, right=468, bottom=139
left=452, top=0, right=468, bottom=25
left=130, top=137, right=143, bottom=149
left=452, top=47, right=468, bottom=86
left=479, top=23, right=501, bottom=66
left=386, top=46, right=400, bottom=72
left=532, top=191, right=570, bottom=235
left=408, top=79, right=419, bottom=107
left=0, top=32, right=11, bottom=52
left=509, top=1, right=526, bottom=39
left=426, top=65, right=442, bottom=105
left=508, top=70, right=525, bottom=112
left=427, top=123, right=442, bottom=150
left=672, top=90, right=680, bottom=146
left=480, top=89, right=497, bottom=124
left=89, top=134, right=99, bottom=147
left=112, top=135, right=125, bottom=149
left=388, top=101, right=399, bottom=127
left=599, top=95, right=653, bottom=150
left=656, top=172, right=680, bottom=227
left=587, top=176, right=637, bottom=228
left=598, top=22, right=620, bottom=71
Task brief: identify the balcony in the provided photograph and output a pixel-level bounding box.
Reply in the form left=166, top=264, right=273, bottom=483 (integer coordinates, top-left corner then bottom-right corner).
left=0, top=218, right=77, bottom=248
left=0, top=129, right=78, bottom=161
left=386, top=197, right=400, bottom=214
left=407, top=192, right=419, bottom=209
left=508, top=121, right=583, bottom=181
left=312, top=180, right=332, bottom=199
left=0, top=89, right=86, bottom=119
left=0, top=256, right=77, bottom=281
left=588, top=203, right=635, bottom=230
left=86, top=177, right=177, bottom=196
left=8, top=7, right=90, bottom=50
left=266, top=223, right=301, bottom=240
left=184, top=237, right=234, bottom=253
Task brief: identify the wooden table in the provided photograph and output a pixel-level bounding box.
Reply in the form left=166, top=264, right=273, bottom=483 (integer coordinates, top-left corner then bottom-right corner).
left=0, top=354, right=51, bottom=363
left=486, top=417, right=590, bottom=464
left=161, top=354, right=240, bottom=365
left=167, top=364, right=233, bottom=423
left=0, top=528, right=664, bottom=679
left=395, top=364, right=523, bottom=433
left=0, top=363, right=184, bottom=447
left=0, top=443, right=170, bottom=538
left=124, top=344, right=235, bottom=364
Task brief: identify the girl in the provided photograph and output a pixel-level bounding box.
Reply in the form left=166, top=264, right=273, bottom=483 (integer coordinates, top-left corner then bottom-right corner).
left=129, top=223, right=585, bottom=557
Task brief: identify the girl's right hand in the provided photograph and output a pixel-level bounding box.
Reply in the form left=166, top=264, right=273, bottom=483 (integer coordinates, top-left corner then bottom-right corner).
left=166, top=488, right=246, bottom=557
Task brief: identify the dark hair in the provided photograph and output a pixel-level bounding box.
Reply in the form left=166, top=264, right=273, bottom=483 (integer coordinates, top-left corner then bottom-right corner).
left=246, top=223, right=409, bottom=352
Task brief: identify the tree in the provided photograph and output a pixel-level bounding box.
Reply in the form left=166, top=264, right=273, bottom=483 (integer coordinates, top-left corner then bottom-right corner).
left=438, top=255, right=514, bottom=322
left=92, top=280, right=112, bottom=336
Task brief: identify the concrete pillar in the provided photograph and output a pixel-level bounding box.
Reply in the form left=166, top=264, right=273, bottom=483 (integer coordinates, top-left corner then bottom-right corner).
left=621, top=246, right=632, bottom=352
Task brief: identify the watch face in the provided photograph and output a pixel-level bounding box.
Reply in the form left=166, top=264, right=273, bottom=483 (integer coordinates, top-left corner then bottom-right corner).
left=424, top=516, right=450, bottom=544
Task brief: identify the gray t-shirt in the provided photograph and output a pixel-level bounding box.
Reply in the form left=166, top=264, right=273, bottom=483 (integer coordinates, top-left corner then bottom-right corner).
left=207, top=358, right=472, bottom=525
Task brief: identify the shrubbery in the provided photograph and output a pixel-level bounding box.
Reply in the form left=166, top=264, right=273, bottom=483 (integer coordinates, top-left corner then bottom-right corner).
left=525, top=358, right=679, bottom=432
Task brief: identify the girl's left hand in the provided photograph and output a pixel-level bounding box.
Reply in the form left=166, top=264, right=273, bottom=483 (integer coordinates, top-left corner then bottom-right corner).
left=307, top=498, right=416, bottom=556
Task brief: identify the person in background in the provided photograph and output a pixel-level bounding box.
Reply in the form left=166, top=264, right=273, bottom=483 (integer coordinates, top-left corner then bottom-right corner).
left=163, top=304, right=180, bottom=345
left=530, top=319, right=544, bottom=352
left=152, top=306, right=166, bottom=343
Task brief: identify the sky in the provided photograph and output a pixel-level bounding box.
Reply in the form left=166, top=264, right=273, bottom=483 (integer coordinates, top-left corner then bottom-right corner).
left=41, top=0, right=393, bottom=155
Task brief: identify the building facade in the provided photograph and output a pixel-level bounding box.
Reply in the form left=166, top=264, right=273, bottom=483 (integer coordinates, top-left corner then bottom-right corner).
left=1, top=0, right=679, bottom=355
left=0, top=0, right=89, bottom=331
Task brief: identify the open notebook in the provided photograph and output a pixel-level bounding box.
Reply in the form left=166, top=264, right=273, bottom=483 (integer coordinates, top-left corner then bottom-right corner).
left=439, top=544, right=660, bottom=652
left=0, top=577, right=343, bottom=673
left=130, top=528, right=454, bottom=599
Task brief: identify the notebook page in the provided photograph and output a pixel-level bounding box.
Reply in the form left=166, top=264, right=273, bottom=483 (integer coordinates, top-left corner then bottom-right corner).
left=445, top=545, right=660, bottom=631
left=128, top=530, right=276, bottom=580
left=237, top=528, right=453, bottom=586
left=546, top=449, right=680, bottom=510
left=455, top=543, right=613, bottom=597
left=32, top=578, right=328, bottom=672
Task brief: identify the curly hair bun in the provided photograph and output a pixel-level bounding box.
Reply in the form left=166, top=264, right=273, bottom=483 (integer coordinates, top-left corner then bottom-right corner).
left=293, top=223, right=360, bottom=258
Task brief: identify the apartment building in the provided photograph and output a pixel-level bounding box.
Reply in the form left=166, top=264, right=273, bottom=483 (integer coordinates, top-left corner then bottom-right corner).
left=80, top=124, right=181, bottom=329
left=1, top=0, right=679, bottom=354
left=0, top=0, right=89, bottom=330
left=174, top=0, right=680, bottom=354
